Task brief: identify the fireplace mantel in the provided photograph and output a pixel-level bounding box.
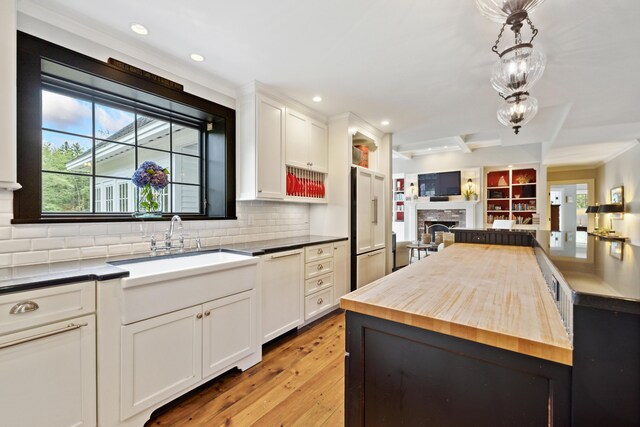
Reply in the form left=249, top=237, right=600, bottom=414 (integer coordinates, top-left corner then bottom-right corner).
left=405, top=199, right=480, bottom=242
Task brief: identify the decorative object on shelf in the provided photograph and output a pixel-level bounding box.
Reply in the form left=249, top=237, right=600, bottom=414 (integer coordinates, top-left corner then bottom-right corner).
left=131, top=161, right=169, bottom=218
left=515, top=172, right=534, bottom=184
left=352, top=145, right=369, bottom=168
left=409, top=182, right=418, bottom=200
left=463, top=179, right=478, bottom=201
left=497, top=175, right=508, bottom=186
left=285, top=165, right=325, bottom=199
left=475, top=0, right=547, bottom=134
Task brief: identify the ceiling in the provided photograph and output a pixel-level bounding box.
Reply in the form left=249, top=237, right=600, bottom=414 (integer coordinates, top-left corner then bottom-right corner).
left=18, top=0, right=640, bottom=168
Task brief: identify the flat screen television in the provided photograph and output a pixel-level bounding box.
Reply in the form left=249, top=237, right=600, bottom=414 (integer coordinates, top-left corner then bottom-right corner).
left=418, top=171, right=461, bottom=196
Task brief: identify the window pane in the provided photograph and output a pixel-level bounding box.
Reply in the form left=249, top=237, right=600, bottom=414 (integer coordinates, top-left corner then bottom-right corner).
left=137, top=148, right=171, bottom=176
left=138, top=115, right=170, bottom=151
left=95, top=178, right=134, bottom=213
left=95, top=141, right=136, bottom=178
left=95, top=103, right=135, bottom=142
left=172, top=154, right=200, bottom=184
left=42, top=172, right=91, bottom=213
left=172, top=123, right=200, bottom=156
left=42, top=90, right=92, bottom=136
left=172, top=184, right=200, bottom=213
left=42, top=130, right=92, bottom=174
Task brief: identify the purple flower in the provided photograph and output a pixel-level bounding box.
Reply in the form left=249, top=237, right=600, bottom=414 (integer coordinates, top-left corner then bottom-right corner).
left=131, top=161, right=170, bottom=189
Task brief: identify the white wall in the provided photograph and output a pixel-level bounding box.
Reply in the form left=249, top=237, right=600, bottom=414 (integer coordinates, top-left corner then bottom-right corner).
left=596, top=143, right=640, bottom=246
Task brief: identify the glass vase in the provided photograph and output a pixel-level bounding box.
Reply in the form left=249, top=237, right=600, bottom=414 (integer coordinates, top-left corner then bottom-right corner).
left=133, top=185, right=163, bottom=218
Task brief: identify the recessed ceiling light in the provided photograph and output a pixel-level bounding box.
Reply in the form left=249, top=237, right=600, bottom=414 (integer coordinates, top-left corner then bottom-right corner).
left=190, top=53, right=205, bottom=62
left=508, top=164, right=514, bottom=168
left=381, top=120, right=390, bottom=126
left=427, top=148, right=432, bottom=151
left=312, top=96, right=322, bottom=102
left=443, top=146, right=448, bottom=148
left=130, top=23, right=148, bottom=35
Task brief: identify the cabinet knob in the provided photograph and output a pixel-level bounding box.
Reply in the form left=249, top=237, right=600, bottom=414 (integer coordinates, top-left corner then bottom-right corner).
left=317, top=248, right=323, bottom=255
left=317, top=264, right=323, bottom=271
left=204, top=310, right=211, bottom=317
left=258, top=189, right=263, bottom=193
left=317, top=298, right=323, bottom=305
left=317, top=279, right=323, bottom=286
left=9, top=301, right=39, bottom=315
left=196, top=313, right=203, bottom=319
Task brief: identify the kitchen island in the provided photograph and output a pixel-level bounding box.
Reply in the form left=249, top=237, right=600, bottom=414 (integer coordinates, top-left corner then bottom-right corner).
left=341, top=232, right=639, bottom=426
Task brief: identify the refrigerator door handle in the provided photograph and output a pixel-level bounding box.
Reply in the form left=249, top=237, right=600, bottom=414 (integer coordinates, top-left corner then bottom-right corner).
left=372, top=197, right=378, bottom=224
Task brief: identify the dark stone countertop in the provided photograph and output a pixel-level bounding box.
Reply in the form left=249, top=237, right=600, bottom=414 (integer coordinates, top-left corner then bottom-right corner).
left=0, top=235, right=347, bottom=295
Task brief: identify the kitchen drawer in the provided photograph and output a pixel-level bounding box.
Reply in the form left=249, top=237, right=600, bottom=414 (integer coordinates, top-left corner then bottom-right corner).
left=304, top=272, right=333, bottom=296
left=305, top=244, right=333, bottom=263
left=304, top=288, right=333, bottom=320
left=305, top=259, right=333, bottom=280
left=0, top=281, right=95, bottom=336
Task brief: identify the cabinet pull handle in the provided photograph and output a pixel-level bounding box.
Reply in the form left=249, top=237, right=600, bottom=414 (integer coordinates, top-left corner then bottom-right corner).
left=196, top=313, right=203, bottom=319
left=317, top=298, right=323, bottom=305
left=317, top=264, right=323, bottom=271
left=270, top=250, right=302, bottom=259
left=0, top=322, right=87, bottom=350
left=317, top=248, right=323, bottom=255
left=258, top=189, right=263, bottom=193
left=9, top=301, right=40, bottom=314
left=317, top=279, right=323, bottom=286
left=204, top=310, right=211, bottom=317
left=372, top=197, right=378, bottom=224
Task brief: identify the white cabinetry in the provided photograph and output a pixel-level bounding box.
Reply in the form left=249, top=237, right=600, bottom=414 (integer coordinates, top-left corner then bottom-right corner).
left=304, top=244, right=335, bottom=321
left=286, top=109, right=328, bottom=173
left=261, top=250, right=304, bottom=343
left=356, top=248, right=386, bottom=289
left=332, top=241, right=349, bottom=300
left=0, top=282, right=96, bottom=427
left=237, top=91, right=285, bottom=200
left=121, top=290, right=257, bottom=419
left=355, top=167, right=386, bottom=253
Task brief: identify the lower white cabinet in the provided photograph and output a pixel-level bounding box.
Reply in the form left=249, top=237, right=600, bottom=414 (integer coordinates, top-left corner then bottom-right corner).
left=333, top=241, right=349, bottom=299
left=261, top=249, right=304, bottom=343
left=120, top=290, right=257, bottom=419
left=356, top=248, right=386, bottom=289
left=0, top=314, right=96, bottom=427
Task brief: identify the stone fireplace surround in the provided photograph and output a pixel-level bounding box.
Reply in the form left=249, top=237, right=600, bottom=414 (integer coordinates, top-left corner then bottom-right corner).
left=404, top=200, right=479, bottom=242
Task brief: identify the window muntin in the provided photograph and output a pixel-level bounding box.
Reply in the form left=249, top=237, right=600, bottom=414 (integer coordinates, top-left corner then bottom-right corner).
left=40, top=87, right=203, bottom=215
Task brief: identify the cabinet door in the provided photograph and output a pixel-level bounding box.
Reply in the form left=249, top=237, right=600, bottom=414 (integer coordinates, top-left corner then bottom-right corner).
left=308, top=119, right=328, bottom=173
left=372, top=172, right=386, bottom=250
left=256, top=95, right=285, bottom=199
left=333, top=241, right=349, bottom=300
left=0, top=315, right=96, bottom=427
left=202, top=290, right=255, bottom=379
left=356, top=168, right=374, bottom=253
left=356, top=249, right=386, bottom=289
left=261, top=250, right=304, bottom=343
left=285, top=108, right=309, bottom=170
left=121, top=305, right=202, bottom=419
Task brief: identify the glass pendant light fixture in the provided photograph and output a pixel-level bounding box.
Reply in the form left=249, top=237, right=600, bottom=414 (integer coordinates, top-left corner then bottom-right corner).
left=476, top=0, right=547, bottom=134
left=497, top=92, right=538, bottom=134
left=475, top=0, right=546, bottom=24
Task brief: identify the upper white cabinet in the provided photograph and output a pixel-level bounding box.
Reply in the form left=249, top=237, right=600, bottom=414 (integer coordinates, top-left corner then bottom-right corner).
left=237, top=82, right=328, bottom=201
left=286, top=109, right=328, bottom=173
left=237, top=90, right=286, bottom=200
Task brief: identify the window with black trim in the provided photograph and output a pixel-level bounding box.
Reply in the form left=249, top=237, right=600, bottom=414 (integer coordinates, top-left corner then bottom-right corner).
left=15, top=31, right=236, bottom=223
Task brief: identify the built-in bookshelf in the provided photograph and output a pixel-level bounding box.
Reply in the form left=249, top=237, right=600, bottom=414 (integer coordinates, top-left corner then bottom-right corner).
left=485, top=166, right=538, bottom=228
left=393, top=177, right=405, bottom=222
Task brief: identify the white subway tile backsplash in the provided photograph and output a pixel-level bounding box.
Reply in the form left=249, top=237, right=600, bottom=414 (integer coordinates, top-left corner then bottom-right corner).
left=0, top=239, right=31, bottom=254
left=66, top=236, right=96, bottom=248
left=0, top=200, right=310, bottom=267
left=32, top=238, right=65, bottom=251
left=13, top=251, right=49, bottom=265
left=49, top=248, right=81, bottom=262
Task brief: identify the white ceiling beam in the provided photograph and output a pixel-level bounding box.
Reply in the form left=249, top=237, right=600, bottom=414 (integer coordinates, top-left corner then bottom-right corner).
left=453, top=135, right=471, bottom=153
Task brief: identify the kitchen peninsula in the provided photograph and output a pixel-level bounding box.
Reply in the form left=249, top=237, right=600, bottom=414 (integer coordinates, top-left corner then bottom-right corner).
left=341, top=232, right=639, bottom=426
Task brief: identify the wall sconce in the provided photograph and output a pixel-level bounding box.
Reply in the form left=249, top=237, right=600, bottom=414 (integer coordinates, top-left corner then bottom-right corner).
left=597, top=204, right=624, bottom=233
left=409, top=182, right=418, bottom=200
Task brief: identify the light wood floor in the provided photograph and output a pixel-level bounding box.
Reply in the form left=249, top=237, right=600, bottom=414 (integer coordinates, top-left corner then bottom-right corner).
left=146, top=310, right=345, bottom=427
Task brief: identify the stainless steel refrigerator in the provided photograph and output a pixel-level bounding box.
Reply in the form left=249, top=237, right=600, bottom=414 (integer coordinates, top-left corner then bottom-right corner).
left=351, top=166, right=386, bottom=290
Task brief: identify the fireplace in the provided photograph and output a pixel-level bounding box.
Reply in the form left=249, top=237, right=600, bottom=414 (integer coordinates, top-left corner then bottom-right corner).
left=417, top=209, right=466, bottom=240
left=424, top=220, right=458, bottom=242
left=405, top=201, right=478, bottom=243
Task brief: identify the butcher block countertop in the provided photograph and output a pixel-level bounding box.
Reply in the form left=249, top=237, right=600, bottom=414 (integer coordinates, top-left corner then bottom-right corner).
left=340, top=243, right=573, bottom=365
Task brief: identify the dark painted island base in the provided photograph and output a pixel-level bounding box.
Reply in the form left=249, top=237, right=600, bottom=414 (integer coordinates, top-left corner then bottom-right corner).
left=345, top=311, right=571, bottom=427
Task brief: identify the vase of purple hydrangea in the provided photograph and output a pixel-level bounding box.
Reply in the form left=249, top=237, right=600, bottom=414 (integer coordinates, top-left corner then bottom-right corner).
left=131, top=161, right=170, bottom=217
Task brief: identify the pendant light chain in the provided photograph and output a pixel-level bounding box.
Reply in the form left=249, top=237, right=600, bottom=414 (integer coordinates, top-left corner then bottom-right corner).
left=492, top=24, right=507, bottom=56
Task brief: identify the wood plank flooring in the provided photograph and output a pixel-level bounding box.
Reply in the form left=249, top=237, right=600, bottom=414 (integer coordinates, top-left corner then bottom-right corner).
left=145, top=310, right=345, bottom=427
